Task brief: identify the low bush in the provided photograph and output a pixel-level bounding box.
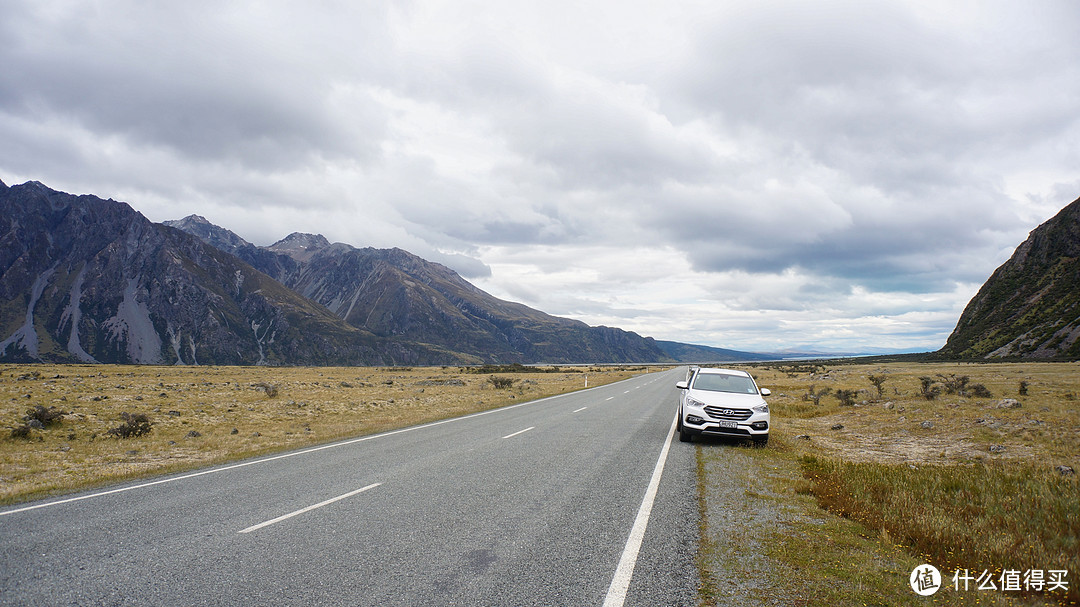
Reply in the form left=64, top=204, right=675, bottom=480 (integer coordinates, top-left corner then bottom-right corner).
left=24, top=405, right=65, bottom=427
left=108, top=412, right=153, bottom=439
left=918, top=376, right=941, bottom=400
left=834, top=389, right=858, bottom=406
left=802, top=385, right=831, bottom=406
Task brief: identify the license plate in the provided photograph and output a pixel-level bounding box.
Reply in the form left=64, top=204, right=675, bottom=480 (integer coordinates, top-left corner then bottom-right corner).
left=717, top=421, right=738, bottom=429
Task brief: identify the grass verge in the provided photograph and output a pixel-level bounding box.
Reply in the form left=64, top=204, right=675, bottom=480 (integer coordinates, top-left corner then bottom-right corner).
left=0, top=363, right=652, bottom=506
left=696, top=360, right=1079, bottom=606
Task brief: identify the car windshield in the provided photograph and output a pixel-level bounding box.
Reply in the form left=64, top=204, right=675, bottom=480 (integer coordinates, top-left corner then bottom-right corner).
left=692, top=373, right=758, bottom=394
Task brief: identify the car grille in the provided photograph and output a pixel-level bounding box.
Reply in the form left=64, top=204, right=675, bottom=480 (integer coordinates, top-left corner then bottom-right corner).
left=703, top=406, right=753, bottom=421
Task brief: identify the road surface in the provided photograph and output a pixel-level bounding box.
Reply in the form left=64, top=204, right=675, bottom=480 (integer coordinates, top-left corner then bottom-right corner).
left=0, top=368, right=698, bottom=606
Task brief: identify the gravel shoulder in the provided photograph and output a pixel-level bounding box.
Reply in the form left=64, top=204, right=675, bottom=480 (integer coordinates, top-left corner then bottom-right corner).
left=696, top=437, right=933, bottom=607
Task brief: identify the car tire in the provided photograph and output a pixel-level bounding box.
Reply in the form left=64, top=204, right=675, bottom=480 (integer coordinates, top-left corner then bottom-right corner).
left=752, top=435, right=769, bottom=448
left=679, top=428, right=693, bottom=443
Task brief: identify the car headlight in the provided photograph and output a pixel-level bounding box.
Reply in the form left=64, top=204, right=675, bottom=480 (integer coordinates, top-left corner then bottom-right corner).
left=686, top=396, right=705, bottom=408
left=752, top=403, right=769, bottom=414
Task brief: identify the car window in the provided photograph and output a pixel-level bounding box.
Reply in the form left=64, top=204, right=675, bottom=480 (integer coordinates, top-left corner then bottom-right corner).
left=692, top=373, right=757, bottom=394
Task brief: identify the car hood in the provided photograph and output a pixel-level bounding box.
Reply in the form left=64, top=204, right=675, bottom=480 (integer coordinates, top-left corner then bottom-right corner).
left=686, top=391, right=767, bottom=408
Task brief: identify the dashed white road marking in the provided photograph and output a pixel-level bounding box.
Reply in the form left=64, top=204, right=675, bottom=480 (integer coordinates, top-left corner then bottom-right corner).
left=239, top=482, right=381, bottom=534
left=573, top=407, right=588, bottom=413
left=501, top=426, right=535, bottom=439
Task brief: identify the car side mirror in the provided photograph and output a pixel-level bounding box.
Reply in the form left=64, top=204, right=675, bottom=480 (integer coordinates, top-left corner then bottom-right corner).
left=676, top=381, right=688, bottom=390
left=760, top=388, right=771, bottom=396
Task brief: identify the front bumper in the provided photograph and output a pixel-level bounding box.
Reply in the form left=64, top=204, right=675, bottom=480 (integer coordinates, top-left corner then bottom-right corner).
left=681, top=409, right=769, bottom=438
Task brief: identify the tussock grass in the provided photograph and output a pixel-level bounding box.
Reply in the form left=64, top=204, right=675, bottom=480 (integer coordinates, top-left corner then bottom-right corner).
left=801, top=456, right=1079, bottom=603
left=0, top=363, right=645, bottom=506
left=696, top=361, right=1080, bottom=605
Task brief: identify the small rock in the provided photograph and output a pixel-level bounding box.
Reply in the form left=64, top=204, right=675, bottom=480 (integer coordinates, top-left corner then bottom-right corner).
left=796, top=435, right=811, bottom=440
left=251, top=432, right=261, bottom=437
left=996, top=399, right=1022, bottom=409
left=168, top=410, right=181, bottom=417
left=989, top=444, right=1007, bottom=453
left=1056, top=465, right=1075, bottom=476
left=186, top=430, right=201, bottom=438
left=921, top=421, right=934, bottom=429
left=830, top=424, right=844, bottom=430
left=882, top=401, right=895, bottom=410
left=230, top=428, right=239, bottom=435
left=126, top=450, right=138, bottom=456
left=26, top=419, right=45, bottom=430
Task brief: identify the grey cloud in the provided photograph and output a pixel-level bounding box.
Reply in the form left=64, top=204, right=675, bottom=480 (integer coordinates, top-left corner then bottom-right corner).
left=0, top=2, right=392, bottom=170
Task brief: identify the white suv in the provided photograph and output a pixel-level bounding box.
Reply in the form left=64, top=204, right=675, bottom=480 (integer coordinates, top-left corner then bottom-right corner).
left=676, top=367, right=770, bottom=445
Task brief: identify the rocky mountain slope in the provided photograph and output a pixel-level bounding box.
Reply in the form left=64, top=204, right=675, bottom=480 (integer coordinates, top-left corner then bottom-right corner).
left=168, top=216, right=669, bottom=363
left=938, top=196, right=1080, bottom=359
left=1, top=180, right=673, bottom=365
left=0, top=181, right=442, bottom=365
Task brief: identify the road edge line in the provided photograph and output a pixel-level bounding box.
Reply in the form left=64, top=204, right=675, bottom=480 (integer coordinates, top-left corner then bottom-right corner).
left=602, top=413, right=679, bottom=607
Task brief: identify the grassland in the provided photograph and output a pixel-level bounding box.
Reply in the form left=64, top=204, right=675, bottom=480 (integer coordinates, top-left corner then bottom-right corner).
left=5, top=360, right=1077, bottom=605
left=698, top=360, right=1079, bottom=606
left=0, top=363, right=646, bottom=506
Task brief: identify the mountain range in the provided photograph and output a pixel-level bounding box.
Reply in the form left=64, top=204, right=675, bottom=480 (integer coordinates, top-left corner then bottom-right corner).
left=1, top=179, right=771, bottom=366
left=8, top=179, right=1075, bottom=365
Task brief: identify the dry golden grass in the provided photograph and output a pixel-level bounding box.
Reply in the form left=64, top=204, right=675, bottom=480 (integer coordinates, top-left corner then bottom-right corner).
left=720, top=360, right=1080, bottom=605
left=740, top=361, right=1080, bottom=468
left=0, top=363, right=647, bottom=506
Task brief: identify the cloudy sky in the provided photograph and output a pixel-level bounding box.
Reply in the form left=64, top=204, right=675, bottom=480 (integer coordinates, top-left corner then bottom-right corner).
left=3, top=1, right=1079, bottom=354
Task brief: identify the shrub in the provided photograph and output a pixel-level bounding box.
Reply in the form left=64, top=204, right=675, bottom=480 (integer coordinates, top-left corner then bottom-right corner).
left=918, top=377, right=941, bottom=401
left=1018, top=380, right=1029, bottom=396
left=108, top=412, right=153, bottom=439
left=802, top=385, right=831, bottom=406
left=834, top=389, right=858, bottom=406
left=935, top=373, right=969, bottom=395
left=488, top=376, right=514, bottom=390
left=968, top=383, right=993, bottom=398
left=24, top=404, right=65, bottom=427
left=10, top=424, right=33, bottom=439
left=867, top=374, right=888, bottom=399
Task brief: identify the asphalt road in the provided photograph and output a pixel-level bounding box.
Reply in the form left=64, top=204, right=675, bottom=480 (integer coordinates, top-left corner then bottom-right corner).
left=0, top=368, right=699, bottom=606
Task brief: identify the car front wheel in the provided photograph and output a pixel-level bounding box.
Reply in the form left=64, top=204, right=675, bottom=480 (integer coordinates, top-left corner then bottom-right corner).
left=679, top=427, right=693, bottom=443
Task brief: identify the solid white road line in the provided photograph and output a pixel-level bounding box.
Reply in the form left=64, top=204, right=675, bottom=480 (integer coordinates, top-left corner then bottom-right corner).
left=601, top=414, right=678, bottom=607
left=501, top=426, right=535, bottom=439
left=239, top=483, right=381, bottom=534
